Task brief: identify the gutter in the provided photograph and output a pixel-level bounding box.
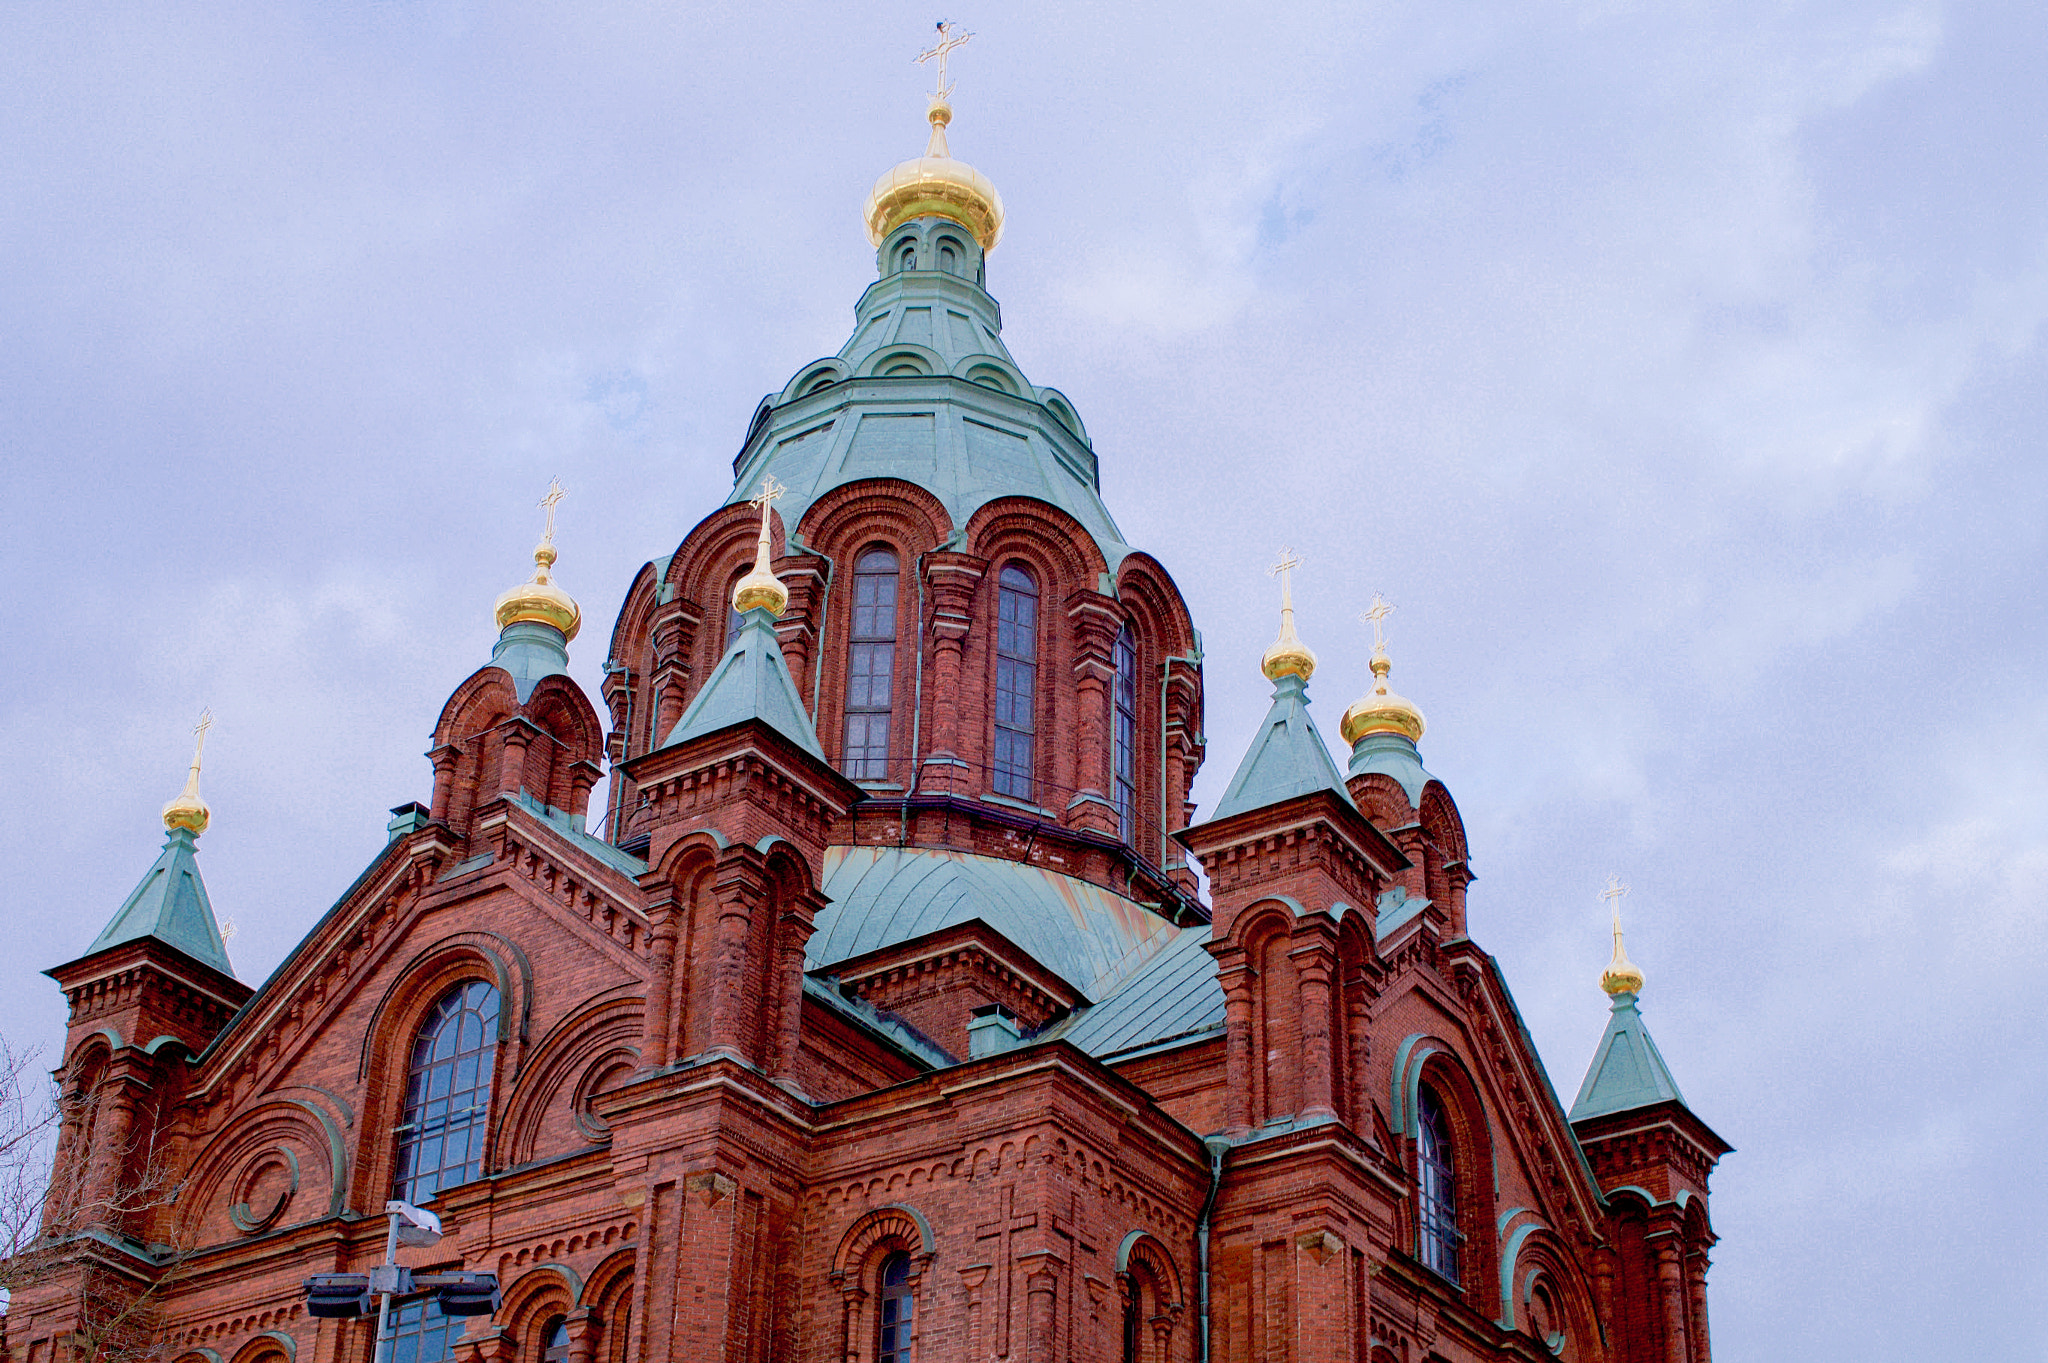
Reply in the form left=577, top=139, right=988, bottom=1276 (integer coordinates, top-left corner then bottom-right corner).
left=1198, top=1135, right=1231, bottom=1363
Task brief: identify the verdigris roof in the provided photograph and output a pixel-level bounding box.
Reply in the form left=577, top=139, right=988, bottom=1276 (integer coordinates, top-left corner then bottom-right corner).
left=1569, top=992, right=1688, bottom=1122
left=1208, top=673, right=1352, bottom=822
left=1051, top=930, right=1225, bottom=1059
left=1347, top=730, right=1434, bottom=806
left=726, top=249, right=1133, bottom=568
left=808, top=846, right=1183, bottom=1003
left=87, top=827, right=235, bottom=977
left=662, top=606, right=824, bottom=759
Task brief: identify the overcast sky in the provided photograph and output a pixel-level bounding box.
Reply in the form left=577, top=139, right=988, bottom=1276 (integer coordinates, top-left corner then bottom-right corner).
left=3, top=2, right=2043, bottom=1356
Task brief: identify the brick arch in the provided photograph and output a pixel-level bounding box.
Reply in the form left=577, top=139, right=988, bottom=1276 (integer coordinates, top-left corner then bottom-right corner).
left=646, top=834, right=724, bottom=1067
left=798, top=479, right=953, bottom=559
left=520, top=675, right=606, bottom=813
left=428, top=666, right=522, bottom=830
left=665, top=501, right=785, bottom=689
left=1502, top=1227, right=1598, bottom=1360
left=1397, top=1040, right=1500, bottom=1308
left=226, top=1331, right=295, bottom=1363
left=352, top=935, right=530, bottom=1213
left=495, top=988, right=644, bottom=1167
left=1114, top=1230, right=1184, bottom=1304
left=1349, top=772, right=1415, bottom=827
left=178, top=1097, right=343, bottom=1245
left=831, top=1203, right=936, bottom=1276
left=962, top=496, right=1108, bottom=586
left=583, top=1248, right=637, bottom=1363
left=1334, top=910, right=1376, bottom=1129
left=501, top=1263, right=581, bottom=1354
left=1115, top=552, right=1199, bottom=662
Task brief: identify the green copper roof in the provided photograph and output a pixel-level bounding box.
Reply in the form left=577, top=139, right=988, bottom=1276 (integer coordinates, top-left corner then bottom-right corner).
left=86, top=827, right=235, bottom=977
left=660, top=605, right=824, bottom=759
left=726, top=218, right=1133, bottom=568
left=1208, top=673, right=1352, bottom=822
left=808, top=845, right=1184, bottom=1002
left=1569, top=992, right=1688, bottom=1122
left=1347, top=729, right=1434, bottom=806
left=490, top=620, right=571, bottom=703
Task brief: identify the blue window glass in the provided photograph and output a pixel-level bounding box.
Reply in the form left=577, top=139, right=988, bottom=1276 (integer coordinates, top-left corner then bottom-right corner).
left=392, top=980, right=500, bottom=1203
left=843, top=548, right=899, bottom=781
left=993, top=565, right=1038, bottom=800
left=1418, top=1084, right=1461, bottom=1283
left=1112, top=626, right=1138, bottom=843
left=877, top=1252, right=913, bottom=1363
left=386, top=1298, right=460, bottom=1363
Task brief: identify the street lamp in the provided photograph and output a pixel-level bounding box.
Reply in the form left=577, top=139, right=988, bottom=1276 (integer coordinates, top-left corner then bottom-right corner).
left=304, top=1199, right=501, bottom=1363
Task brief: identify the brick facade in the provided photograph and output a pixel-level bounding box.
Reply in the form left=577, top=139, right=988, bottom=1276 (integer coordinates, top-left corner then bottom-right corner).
left=9, top=151, right=1726, bottom=1363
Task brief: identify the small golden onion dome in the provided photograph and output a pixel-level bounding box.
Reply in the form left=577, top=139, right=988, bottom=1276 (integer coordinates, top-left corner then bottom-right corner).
left=494, top=541, right=582, bottom=641
left=732, top=514, right=789, bottom=618
left=162, top=715, right=212, bottom=835
left=1261, top=608, right=1316, bottom=682
left=1600, top=919, right=1646, bottom=996
left=1341, top=651, right=1426, bottom=745
left=863, top=96, right=1006, bottom=252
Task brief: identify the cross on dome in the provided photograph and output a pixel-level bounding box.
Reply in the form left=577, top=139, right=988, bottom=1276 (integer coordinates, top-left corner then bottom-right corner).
left=538, top=478, right=566, bottom=546
left=1361, top=592, right=1396, bottom=655
left=916, top=20, right=974, bottom=100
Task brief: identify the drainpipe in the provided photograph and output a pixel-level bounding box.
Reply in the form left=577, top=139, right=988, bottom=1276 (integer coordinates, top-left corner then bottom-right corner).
left=901, top=547, right=932, bottom=845
left=601, top=658, right=631, bottom=842
left=1198, top=1135, right=1231, bottom=1363
left=1159, top=649, right=1202, bottom=867
left=790, top=532, right=837, bottom=717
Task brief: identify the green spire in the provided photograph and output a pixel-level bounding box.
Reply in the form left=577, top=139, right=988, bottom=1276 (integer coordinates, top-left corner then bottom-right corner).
left=1208, top=671, right=1352, bottom=821
left=87, top=826, right=235, bottom=978
left=1568, top=991, right=1687, bottom=1122
left=661, top=606, right=825, bottom=760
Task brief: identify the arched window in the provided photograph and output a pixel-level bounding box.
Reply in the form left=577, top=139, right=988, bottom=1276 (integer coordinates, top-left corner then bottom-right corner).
left=938, top=242, right=959, bottom=275
left=876, top=1252, right=914, bottom=1363
left=392, top=980, right=500, bottom=1203
left=843, top=547, right=900, bottom=781
left=1112, top=625, right=1139, bottom=843
left=388, top=1298, right=460, bottom=1363
left=992, top=564, right=1038, bottom=800
left=898, top=243, right=917, bottom=273
left=1417, top=1083, right=1460, bottom=1283
left=540, top=1317, right=571, bottom=1363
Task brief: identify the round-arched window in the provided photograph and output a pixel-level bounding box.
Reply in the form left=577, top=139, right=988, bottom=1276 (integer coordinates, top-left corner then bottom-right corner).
left=1417, top=1083, right=1460, bottom=1283
left=877, top=1251, right=914, bottom=1363
left=541, top=1316, right=571, bottom=1363
left=391, top=979, right=500, bottom=1203
left=898, top=244, right=917, bottom=273
left=843, top=546, right=901, bottom=781
left=992, top=564, right=1039, bottom=800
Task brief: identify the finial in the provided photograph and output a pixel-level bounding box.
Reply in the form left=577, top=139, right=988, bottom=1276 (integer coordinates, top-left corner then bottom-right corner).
left=1259, top=547, right=1317, bottom=682
left=494, top=479, right=582, bottom=640
left=1341, top=591, right=1426, bottom=745
left=916, top=20, right=974, bottom=102
left=863, top=22, right=1005, bottom=250
left=1599, top=874, right=1645, bottom=997
left=162, top=709, right=213, bottom=835
left=732, top=474, right=790, bottom=617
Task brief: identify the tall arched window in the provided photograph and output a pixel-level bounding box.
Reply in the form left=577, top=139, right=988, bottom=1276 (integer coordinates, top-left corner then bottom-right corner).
left=993, top=564, right=1038, bottom=800
left=898, top=243, right=917, bottom=273
left=540, top=1317, right=571, bottom=1363
left=392, top=980, right=500, bottom=1203
left=1112, top=625, right=1139, bottom=843
left=843, top=547, right=900, bottom=781
left=876, top=1252, right=914, bottom=1363
left=938, top=241, right=959, bottom=275
left=1417, top=1083, right=1461, bottom=1283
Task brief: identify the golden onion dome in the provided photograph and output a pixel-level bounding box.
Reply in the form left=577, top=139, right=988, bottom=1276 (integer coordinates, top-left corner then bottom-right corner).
left=862, top=96, right=1005, bottom=253
left=1261, top=612, right=1316, bottom=683
left=494, top=540, right=582, bottom=641
left=1600, top=918, right=1646, bottom=996
left=162, top=711, right=212, bottom=836
left=731, top=479, right=789, bottom=618
left=1341, top=651, right=1426, bottom=746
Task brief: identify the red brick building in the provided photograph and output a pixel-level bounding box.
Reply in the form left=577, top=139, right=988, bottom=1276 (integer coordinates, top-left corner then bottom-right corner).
left=8, top=85, right=1729, bottom=1363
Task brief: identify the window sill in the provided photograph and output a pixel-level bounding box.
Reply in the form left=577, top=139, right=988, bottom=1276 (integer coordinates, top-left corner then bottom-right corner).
left=981, top=792, right=1055, bottom=819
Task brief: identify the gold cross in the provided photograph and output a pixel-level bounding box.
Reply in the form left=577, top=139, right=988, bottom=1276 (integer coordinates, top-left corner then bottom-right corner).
left=1601, top=874, right=1630, bottom=925
left=191, top=708, right=213, bottom=765
left=538, top=478, right=567, bottom=546
left=916, top=20, right=974, bottom=99
left=749, top=473, right=786, bottom=514
left=1360, top=592, right=1396, bottom=654
left=1269, top=547, right=1300, bottom=609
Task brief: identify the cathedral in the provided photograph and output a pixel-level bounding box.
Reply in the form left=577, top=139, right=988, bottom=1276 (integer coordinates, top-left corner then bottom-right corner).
left=8, top=51, right=1730, bottom=1363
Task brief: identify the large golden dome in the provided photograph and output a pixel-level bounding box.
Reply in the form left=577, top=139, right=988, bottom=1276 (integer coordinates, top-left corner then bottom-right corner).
left=1340, top=652, right=1426, bottom=746
left=862, top=97, right=1005, bottom=253
left=495, top=541, right=581, bottom=641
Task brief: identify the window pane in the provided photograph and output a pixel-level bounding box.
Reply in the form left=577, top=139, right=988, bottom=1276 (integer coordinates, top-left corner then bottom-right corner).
left=392, top=982, right=501, bottom=1203
left=1113, top=627, right=1138, bottom=843
left=844, top=549, right=901, bottom=783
